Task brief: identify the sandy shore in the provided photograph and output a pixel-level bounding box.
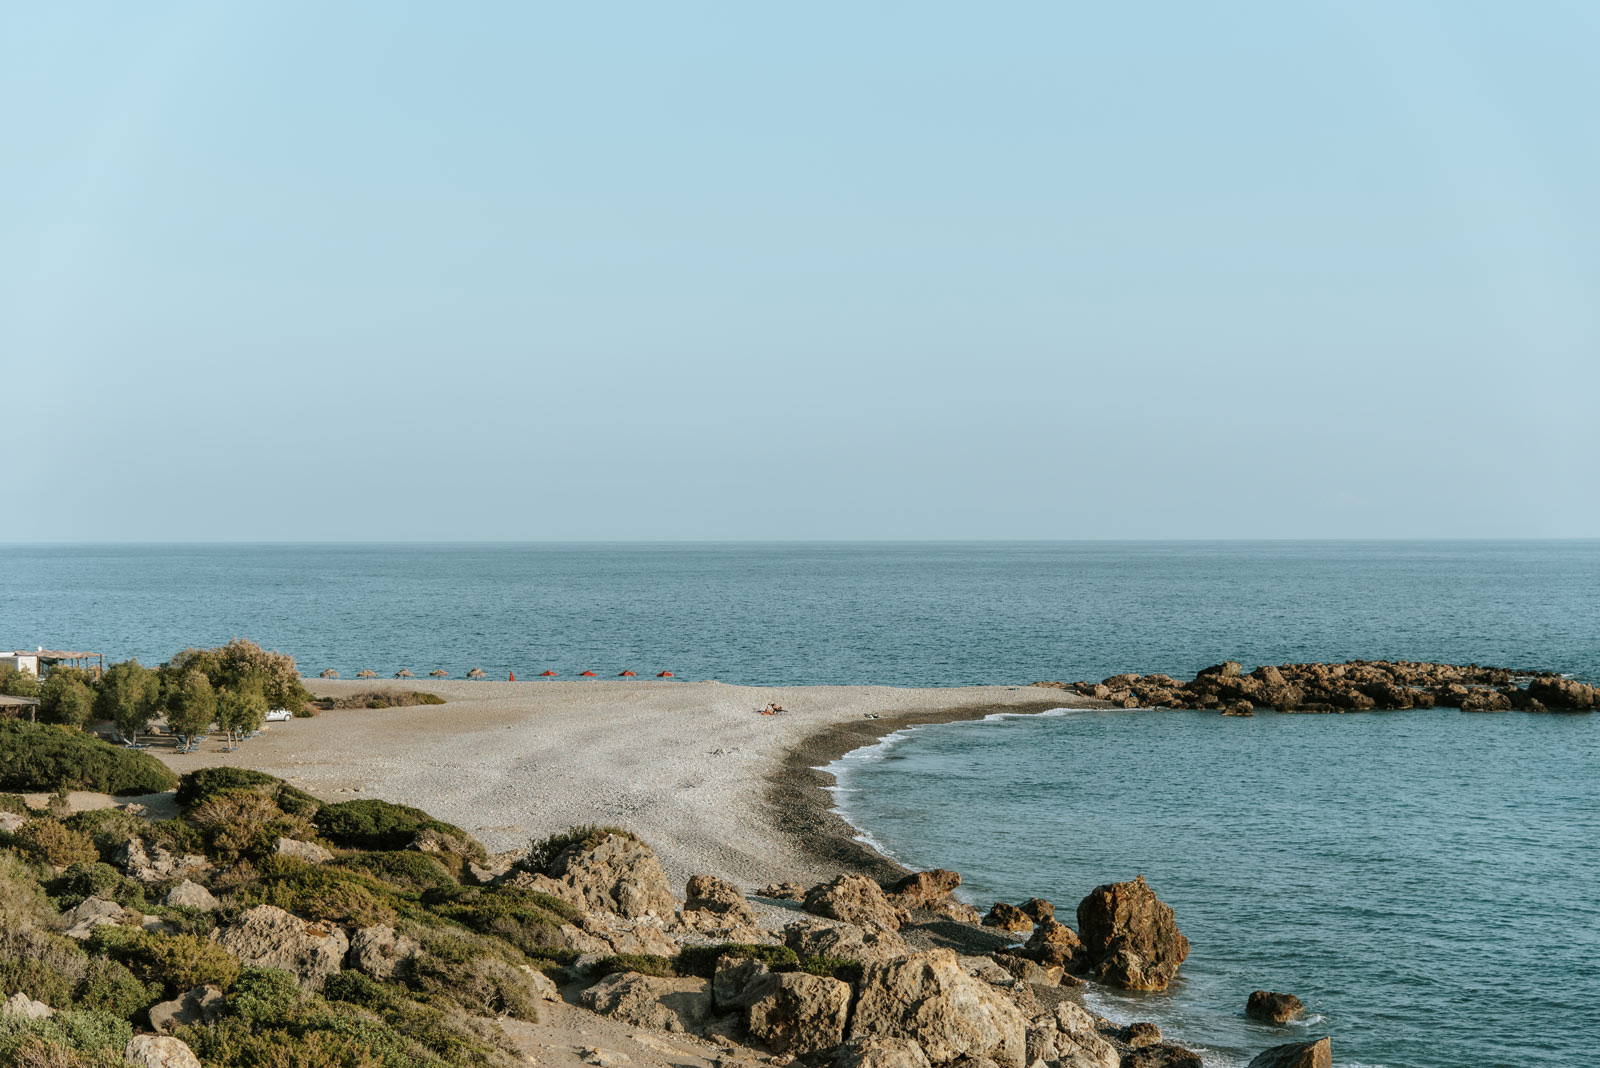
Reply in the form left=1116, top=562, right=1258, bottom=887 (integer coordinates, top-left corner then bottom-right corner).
left=151, top=680, right=1091, bottom=888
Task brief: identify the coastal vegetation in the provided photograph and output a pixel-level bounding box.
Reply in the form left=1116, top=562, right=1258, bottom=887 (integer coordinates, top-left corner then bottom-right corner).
left=309, top=691, right=447, bottom=711
left=0, top=722, right=178, bottom=794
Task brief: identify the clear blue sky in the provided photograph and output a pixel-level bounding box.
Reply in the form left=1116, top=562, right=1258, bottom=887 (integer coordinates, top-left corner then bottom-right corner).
left=4, top=3, right=1596, bottom=540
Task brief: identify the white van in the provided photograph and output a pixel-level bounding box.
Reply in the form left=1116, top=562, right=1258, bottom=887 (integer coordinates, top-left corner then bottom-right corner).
left=264, top=708, right=293, bottom=722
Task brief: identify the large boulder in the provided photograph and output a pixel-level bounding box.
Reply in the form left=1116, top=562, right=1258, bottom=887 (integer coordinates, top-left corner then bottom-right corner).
left=982, top=903, right=1033, bottom=933
left=164, top=880, right=220, bottom=911
left=125, top=1035, right=203, bottom=1068
left=684, top=874, right=759, bottom=926
left=746, top=971, right=853, bottom=1054
left=1050, top=1003, right=1119, bottom=1068
left=848, top=949, right=1027, bottom=1068
left=833, top=1037, right=933, bottom=1068
left=61, top=896, right=129, bottom=939
left=347, top=924, right=419, bottom=981
left=886, top=869, right=963, bottom=910
left=1526, top=677, right=1598, bottom=710
left=1246, top=1038, right=1332, bottom=1068
left=785, top=919, right=908, bottom=962
left=1074, top=876, right=1189, bottom=991
left=148, top=984, right=224, bottom=1033
left=804, top=874, right=909, bottom=932
left=2, top=992, right=54, bottom=1019
left=578, top=971, right=713, bottom=1034
left=1245, top=990, right=1304, bottom=1024
left=212, top=905, right=350, bottom=990
left=272, top=836, right=333, bottom=863
left=115, top=837, right=210, bottom=885
left=546, top=833, right=676, bottom=919
left=1123, top=1046, right=1203, bottom=1068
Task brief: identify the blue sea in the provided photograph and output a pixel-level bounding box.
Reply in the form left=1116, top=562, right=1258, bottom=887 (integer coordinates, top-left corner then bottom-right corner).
left=4, top=540, right=1598, bottom=1066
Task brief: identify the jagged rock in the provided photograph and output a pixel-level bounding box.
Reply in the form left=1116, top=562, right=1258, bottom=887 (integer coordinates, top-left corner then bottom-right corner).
left=1115, top=1022, right=1162, bottom=1048
left=1075, top=877, right=1188, bottom=991
left=519, top=964, right=561, bottom=1001
left=714, top=956, right=775, bottom=1010
left=347, top=924, right=419, bottom=981
left=0, top=811, right=26, bottom=834
left=1222, top=701, right=1254, bottom=717
left=1197, top=662, right=1242, bottom=679
left=804, top=874, right=909, bottom=932
left=212, top=905, right=350, bottom=990
left=957, top=956, right=1015, bottom=985
left=849, top=949, right=1027, bottom=1068
left=1020, top=919, right=1086, bottom=972
left=578, top=971, right=713, bottom=1034
left=1050, top=1003, right=1119, bottom=1068
left=686, top=874, right=759, bottom=926
left=272, top=836, right=333, bottom=863
left=785, top=919, right=908, bottom=962
left=1018, top=899, right=1053, bottom=923
left=747, top=971, right=852, bottom=1054
left=125, top=1035, right=204, bottom=1068
left=887, top=869, right=963, bottom=910
left=991, top=953, right=1061, bottom=987
left=1461, top=689, right=1512, bottom=713
left=1245, top=990, right=1304, bottom=1024
left=466, top=851, right=519, bottom=886
left=148, top=984, right=224, bottom=1033
left=164, top=880, right=219, bottom=911
left=577, top=911, right=681, bottom=956
left=1526, top=677, right=1598, bottom=710
left=2, top=992, right=54, bottom=1019
left=832, top=1037, right=933, bottom=1068
left=115, top=837, right=210, bottom=885
left=62, top=895, right=127, bottom=929
left=758, top=882, right=806, bottom=900
left=1122, top=1045, right=1203, bottom=1068
left=673, top=906, right=771, bottom=943
left=1246, top=1038, right=1332, bottom=1068
left=545, top=833, right=676, bottom=919
left=983, top=903, right=1033, bottom=933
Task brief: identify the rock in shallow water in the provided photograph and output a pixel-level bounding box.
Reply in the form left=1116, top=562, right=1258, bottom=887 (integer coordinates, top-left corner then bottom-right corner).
left=1246, top=1037, right=1331, bottom=1068
left=1074, top=876, right=1189, bottom=991
left=1245, top=989, right=1304, bottom=1024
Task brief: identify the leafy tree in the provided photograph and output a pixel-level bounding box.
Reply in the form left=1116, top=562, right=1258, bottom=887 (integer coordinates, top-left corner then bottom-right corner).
left=167, top=639, right=310, bottom=716
left=216, top=680, right=268, bottom=748
left=38, top=670, right=96, bottom=730
left=163, top=670, right=216, bottom=746
left=94, top=660, right=160, bottom=745
left=0, top=664, right=41, bottom=699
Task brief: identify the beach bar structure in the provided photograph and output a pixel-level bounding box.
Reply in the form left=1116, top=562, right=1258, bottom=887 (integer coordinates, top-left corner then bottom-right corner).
left=0, top=694, right=41, bottom=721
left=2, top=648, right=105, bottom=678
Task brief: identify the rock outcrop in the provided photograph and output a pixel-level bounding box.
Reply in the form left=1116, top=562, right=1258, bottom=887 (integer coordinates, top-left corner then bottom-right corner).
left=684, top=874, right=759, bottom=926
left=886, top=869, right=963, bottom=910
left=747, top=971, right=853, bottom=1054
left=272, top=836, right=333, bottom=863
left=2, top=992, right=54, bottom=1019
left=347, top=924, right=419, bottom=981
left=848, top=949, right=1027, bottom=1068
left=1046, top=1003, right=1119, bottom=1068
left=578, top=971, right=713, bottom=1034
left=543, top=833, right=677, bottom=918
left=804, top=874, right=909, bottom=932
left=1018, top=918, right=1086, bottom=972
left=163, top=880, right=220, bottom=911
left=148, top=984, right=224, bottom=1033
left=1246, top=1037, right=1332, bottom=1068
left=833, top=1037, right=934, bottom=1068
left=785, top=919, right=908, bottom=962
left=1245, top=990, right=1304, bottom=1024
left=982, top=903, right=1033, bottom=933
left=61, top=895, right=129, bottom=939
left=125, top=1035, right=204, bottom=1068
left=212, top=905, right=350, bottom=990
left=1075, top=876, right=1188, bottom=991
left=115, top=837, right=210, bottom=885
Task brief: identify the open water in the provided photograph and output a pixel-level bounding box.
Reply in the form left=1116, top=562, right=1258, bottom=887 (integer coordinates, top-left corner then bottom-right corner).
left=3, top=540, right=1598, bottom=1065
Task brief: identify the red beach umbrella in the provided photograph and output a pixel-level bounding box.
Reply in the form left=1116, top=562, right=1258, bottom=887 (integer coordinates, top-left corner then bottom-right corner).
left=579, top=670, right=598, bottom=678
left=509, top=671, right=515, bottom=681
left=538, top=670, right=557, bottom=678
left=618, top=670, right=637, bottom=677
left=656, top=671, right=674, bottom=678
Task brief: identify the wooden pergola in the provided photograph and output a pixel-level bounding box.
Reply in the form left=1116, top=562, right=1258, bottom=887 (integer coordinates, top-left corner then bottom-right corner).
left=35, top=649, right=105, bottom=677
left=0, top=694, right=41, bottom=722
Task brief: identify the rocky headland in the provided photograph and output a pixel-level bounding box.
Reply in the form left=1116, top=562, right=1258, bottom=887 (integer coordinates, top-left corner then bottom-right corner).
left=1033, top=660, right=1598, bottom=716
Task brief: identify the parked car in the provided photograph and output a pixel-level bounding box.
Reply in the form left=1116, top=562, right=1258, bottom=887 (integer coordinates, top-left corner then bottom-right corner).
left=264, top=708, right=293, bottom=722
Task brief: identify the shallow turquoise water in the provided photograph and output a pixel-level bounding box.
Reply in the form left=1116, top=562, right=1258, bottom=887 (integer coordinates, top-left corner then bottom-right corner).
left=829, top=707, right=1600, bottom=1068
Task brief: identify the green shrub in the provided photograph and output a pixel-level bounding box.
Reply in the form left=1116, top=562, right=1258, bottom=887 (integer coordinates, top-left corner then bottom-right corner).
left=14, top=818, right=98, bottom=868
left=524, top=824, right=637, bottom=873
left=427, top=888, right=568, bottom=957
left=224, top=966, right=303, bottom=1027
left=0, top=852, right=57, bottom=927
left=52, top=861, right=146, bottom=910
left=335, top=851, right=458, bottom=894
left=174, top=766, right=320, bottom=818
left=490, top=884, right=584, bottom=924
left=0, top=1008, right=132, bottom=1068
left=0, top=722, right=178, bottom=795
left=0, top=925, right=88, bottom=1008
left=88, top=927, right=240, bottom=998
left=0, top=793, right=28, bottom=815
left=799, top=956, right=864, bottom=984
left=61, top=808, right=147, bottom=861
left=407, top=926, right=542, bottom=1021
left=181, top=1010, right=440, bottom=1068
left=675, top=942, right=800, bottom=978
left=75, top=956, right=159, bottom=1018
left=321, top=969, right=503, bottom=1064
left=316, top=799, right=480, bottom=858
left=143, top=819, right=206, bottom=857
left=593, top=953, right=675, bottom=978
left=145, top=904, right=218, bottom=939
left=233, top=857, right=400, bottom=928
left=187, top=788, right=314, bottom=861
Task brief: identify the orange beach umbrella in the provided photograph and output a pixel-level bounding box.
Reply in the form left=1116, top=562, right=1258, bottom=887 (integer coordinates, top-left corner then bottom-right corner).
left=538, top=670, right=557, bottom=678
left=618, top=670, right=637, bottom=677
left=656, top=671, right=674, bottom=678
left=579, top=670, right=598, bottom=678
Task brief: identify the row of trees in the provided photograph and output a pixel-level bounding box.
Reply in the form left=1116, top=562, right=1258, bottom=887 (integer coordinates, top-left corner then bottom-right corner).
left=0, top=639, right=311, bottom=749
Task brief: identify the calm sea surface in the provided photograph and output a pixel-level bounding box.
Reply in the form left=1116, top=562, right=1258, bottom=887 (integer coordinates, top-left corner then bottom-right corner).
left=3, top=541, right=1597, bottom=1065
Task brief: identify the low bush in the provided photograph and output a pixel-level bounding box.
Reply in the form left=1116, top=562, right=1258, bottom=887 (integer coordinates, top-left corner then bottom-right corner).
left=335, top=850, right=458, bottom=894
left=0, top=852, right=57, bottom=927
left=232, top=857, right=400, bottom=928
left=311, top=691, right=447, bottom=711
left=0, top=793, right=28, bottom=815
left=675, top=942, right=800, bottom=978
left=87, top=927, right=240, bottom=998
left=223, top=966, right=302, bottom=1028
left=175, top=766, right=320, bottom=819
left=61, top=808, right=147, bottom=861
left=426, top=888, right=568, bottom=957
left=187, top=788, right=314, bottom=861
left=0, top=1008, right=132, bottom=1068
left=181, top=1005, right=443, bottom=1068
left=317, top=799, right=480, bottom=857
left=0, top=722, right=178, bottom=795
left=799, top=956, right=864, bottom=984
left=14, top=817, right=98, bottom=868
left=593, top=953, right=675, bottom=978
left=51, top=862, right=147, bottom=910
left=0, top=925, right=89, bottom=1008
left=406, top=926, right=542, bottom=1021
left=74, top=956, right=158, bottom=1018
left=524, top=824, right=637, bottom=874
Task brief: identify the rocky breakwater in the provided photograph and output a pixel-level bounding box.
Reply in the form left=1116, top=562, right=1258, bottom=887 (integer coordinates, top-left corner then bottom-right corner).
left=1035, top=659, right=1598, bottom=715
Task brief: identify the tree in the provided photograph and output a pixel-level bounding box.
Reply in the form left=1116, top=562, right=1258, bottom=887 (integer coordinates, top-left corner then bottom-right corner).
left=216, top=681, right=268, bottom=749
left=95, top=659, right=160, bottom=745
left=164, top=670, right=217, bottom=748
left=167, top=639, right=310, bottom=716
left=38, top=669, right=96, bottom=730
left=0, top=664, right=41, bottom=699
